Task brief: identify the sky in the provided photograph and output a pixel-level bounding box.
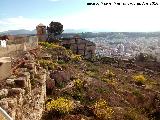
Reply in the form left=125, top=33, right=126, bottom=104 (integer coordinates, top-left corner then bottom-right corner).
left=1, top=0, right=160, bottom=32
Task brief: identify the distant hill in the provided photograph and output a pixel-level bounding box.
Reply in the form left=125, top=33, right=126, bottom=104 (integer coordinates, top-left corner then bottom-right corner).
left=0, top=29, right=36, bottom=35
left=1, top=29, right=160, bottom=39
left=0, top=29, right=87, bottom=35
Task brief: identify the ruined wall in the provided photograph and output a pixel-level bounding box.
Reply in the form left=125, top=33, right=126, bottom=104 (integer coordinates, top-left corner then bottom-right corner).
left=0, top=59, right=47, bottom=120
left=61, top=37, right=96, bottom=59
left=0, top=36, right=38, bottom=57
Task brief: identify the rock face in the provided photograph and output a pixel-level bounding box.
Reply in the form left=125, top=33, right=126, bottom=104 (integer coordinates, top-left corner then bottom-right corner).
left=0, top=59, right=47, bottom=120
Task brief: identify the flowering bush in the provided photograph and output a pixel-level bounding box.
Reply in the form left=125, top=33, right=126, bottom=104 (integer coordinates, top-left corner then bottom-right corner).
left=133, top=74, right=146, bottom=85
left=39, top=42, right=72, bottom=60
left=73, top=79, right=84, bottom=89
left=39, top=42, right=53, bottom=48
left=46, top=97, right=75, bottom=114
left=71, top=55, right=82, bottom=62
left=38, top=59, right=58, bottom=70
left=94, top=99, right=114, bottom=119
left=39, top=42, right=64, bottom=49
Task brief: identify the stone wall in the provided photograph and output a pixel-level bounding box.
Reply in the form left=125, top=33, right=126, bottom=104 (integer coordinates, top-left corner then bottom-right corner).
left=0, top=59, right=47, bottom=120
left=0, top=36, right=38, bottom=58
left=61, top=36, right=96, bottom=59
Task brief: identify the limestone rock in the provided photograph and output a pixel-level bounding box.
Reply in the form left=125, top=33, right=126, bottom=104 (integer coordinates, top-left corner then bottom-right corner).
left=6, top=78, right=15, bottom=86
left=0, top=89, right=8, bottom=98
left=50, top=70, right=71, bottom=87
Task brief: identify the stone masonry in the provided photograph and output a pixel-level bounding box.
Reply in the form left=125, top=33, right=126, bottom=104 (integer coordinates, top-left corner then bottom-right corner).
left=36, top=23, right=96, bottom=59
left=60, top=36, right=96, bottom=59
left=0, top=56, right=47, bottom=120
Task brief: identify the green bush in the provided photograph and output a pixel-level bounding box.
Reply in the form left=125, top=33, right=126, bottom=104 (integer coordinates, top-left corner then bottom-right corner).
left=57, top=60, right=65, bottom=64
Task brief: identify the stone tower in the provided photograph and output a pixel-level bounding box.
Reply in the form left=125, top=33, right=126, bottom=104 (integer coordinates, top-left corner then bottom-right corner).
left=36, top=23, right=47, bottom=41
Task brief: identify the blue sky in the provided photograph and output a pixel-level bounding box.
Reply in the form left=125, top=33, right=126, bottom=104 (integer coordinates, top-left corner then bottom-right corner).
left=1, top=0, right=160, bottom=32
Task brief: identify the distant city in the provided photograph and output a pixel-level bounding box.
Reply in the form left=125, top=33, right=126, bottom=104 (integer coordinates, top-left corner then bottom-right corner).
left=86, top=34, right=160, bottom=61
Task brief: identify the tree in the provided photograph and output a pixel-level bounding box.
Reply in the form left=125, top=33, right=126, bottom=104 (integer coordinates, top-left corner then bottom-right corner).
left=47, top=21, right=63, bottom=41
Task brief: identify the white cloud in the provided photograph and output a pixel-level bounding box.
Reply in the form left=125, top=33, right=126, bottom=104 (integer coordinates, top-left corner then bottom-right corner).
left=61, top=3, right=160, bottom=32
left=0, top=16, right=50, bottom=32
left=1, top=3, right=160, bottom=32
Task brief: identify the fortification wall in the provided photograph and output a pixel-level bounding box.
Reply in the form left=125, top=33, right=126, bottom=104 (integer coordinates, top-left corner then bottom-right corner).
left=0, top=36, right=38, bottom=57
left=0, top=59, right=47, bottom=120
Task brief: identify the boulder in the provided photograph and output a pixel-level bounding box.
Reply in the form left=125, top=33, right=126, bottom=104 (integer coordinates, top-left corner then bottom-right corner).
left=50, top=70, right=71, bottom=87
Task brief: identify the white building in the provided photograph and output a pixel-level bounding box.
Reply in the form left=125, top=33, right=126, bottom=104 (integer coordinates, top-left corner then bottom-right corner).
left=0, top=40, right=7, bottom=47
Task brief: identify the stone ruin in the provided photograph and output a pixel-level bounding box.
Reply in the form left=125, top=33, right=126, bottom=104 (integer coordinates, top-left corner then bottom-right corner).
left=36, top=24, right=96, bottom=59
left=0, top=52, right=47, bottom=120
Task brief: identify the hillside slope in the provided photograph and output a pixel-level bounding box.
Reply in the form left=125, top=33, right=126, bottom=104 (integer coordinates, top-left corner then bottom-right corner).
left=38, top=42, right=160, bottom=120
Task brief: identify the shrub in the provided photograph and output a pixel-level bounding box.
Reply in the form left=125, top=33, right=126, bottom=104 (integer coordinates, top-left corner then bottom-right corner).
left=38, top=59, right=58, bottom=70
left=39, top=42, right=64, bottom=49
left=85, top=71, right=96, bottom=77
left=73, top=79, right=84, bottom=89
left=39, top=42, right=52, bottom=48
left=94, top=99, right=114, bottom=119
left=57, top=60, right=65, bottom=64
left=46, top=97, right=75, bottom=115
left=132, top=90, right=144, bottom=99
left=71, top=55, right=82, bottom=62
left=105, top=70, right=115, bottom=80
left=72, top=91, right=84, bottom=102
left=133, top=74, right=146, bottom=85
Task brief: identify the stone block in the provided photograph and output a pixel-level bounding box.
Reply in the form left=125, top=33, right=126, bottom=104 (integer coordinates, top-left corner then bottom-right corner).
left=0, top=89, right=8, bottom=99
left=6, top=78, right=15, bottom=86
left=0, top=57, right=11, bottom=81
